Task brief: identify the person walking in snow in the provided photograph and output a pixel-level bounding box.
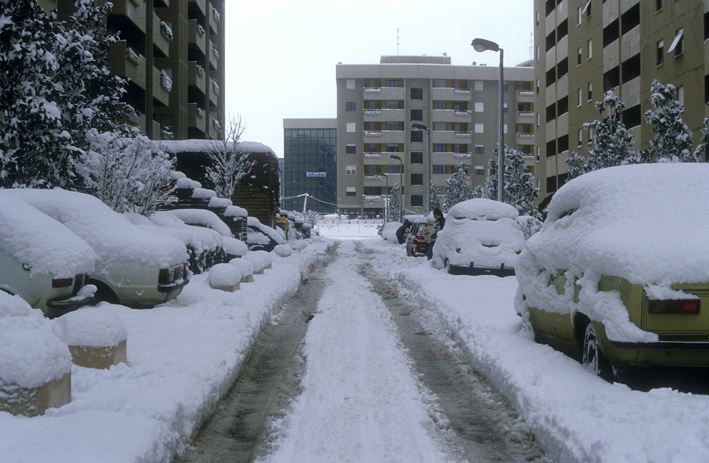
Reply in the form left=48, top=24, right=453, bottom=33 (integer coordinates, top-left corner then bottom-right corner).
left=426, top=208, right=445, bottom=260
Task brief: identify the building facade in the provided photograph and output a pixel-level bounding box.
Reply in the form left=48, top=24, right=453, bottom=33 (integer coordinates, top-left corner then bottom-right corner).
left=535, top=0, right=708, bottom=201
left=336, top=55, right=535, bottom=219
left=283, top=119, right=338, bottom=214
left=40, top=0, right=226, bottom=141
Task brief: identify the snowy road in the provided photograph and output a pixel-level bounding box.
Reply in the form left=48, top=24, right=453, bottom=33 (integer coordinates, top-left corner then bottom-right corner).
left=180, top=240, right=546, bottom=463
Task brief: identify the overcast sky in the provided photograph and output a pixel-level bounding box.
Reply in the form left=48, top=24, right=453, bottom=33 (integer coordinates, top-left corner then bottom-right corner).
left=225, top=0, right=534, bottom=158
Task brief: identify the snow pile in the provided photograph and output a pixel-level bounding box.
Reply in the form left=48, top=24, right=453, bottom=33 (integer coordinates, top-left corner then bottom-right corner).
left=273, top=244, right=293, bottom=257
left=229, top=257, right=254, bottom=281
left=1, top=189, right=187, bottom=268
left=222, top=236, right=248, bottom=257
left=516, top=163, right=709, bottom=342
left=244, top=250, right=272, bottom=273
left=0, top=195, right=97, bottom=278
left=432, top=198, right=525, bottom=269
left=247, top=217, right=286, bottom=244
left=208, top=197, right=232, bottom=208
left=176, top=177, right=201, bottom=189
left=0, top=293, right=71, bottom=388
left=168, top=209, right=233, bottom=237
left=288, top=239, right=308, bottom=251
left=208, top=264, right=241, bottom=290
left=224, top=205, right=248, bottom=218
left=191, top=188, right=216, bottom=200
left=129, top=211, right=223, bottom=256
left=51, top=308, right=127, bottom=348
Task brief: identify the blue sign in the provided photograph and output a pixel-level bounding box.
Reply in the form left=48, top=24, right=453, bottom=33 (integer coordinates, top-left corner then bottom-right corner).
left=305, top=172, right=327, bottom=178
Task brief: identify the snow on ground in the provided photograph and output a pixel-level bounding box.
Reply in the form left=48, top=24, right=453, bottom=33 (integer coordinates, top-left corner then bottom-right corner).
left=3, top=221, right=709, bottom=463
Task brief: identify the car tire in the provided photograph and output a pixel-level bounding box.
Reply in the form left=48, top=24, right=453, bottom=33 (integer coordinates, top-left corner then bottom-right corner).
left=582, top=323, right=613, bottom=381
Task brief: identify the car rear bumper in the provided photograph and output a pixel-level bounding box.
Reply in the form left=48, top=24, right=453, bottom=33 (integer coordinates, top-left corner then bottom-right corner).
left=448, top=264, right=515, bottom=277
left=603, top=335, right=709, bottom=367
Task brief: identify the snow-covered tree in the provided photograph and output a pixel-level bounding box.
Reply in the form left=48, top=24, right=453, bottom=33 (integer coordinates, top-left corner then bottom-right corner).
left=566, top=91, right=636, bottom=180
left=79, top=128, right=175, bottom=215
left=503, top=149, right=541, bottom=219
left=0, top=0, right=124, bottom=188
left=640, top=80, right=698, bottom=163
left=388, top=183, right=401, bottom=222
left=478, top=154, right=499, bottom=200
left=428, top=181, right=443, bottom=213
left=443, top=163, right=474, bottom=210
left=205, top=115, right=254, bottom=199
left=694, top=118, right=709, bottom=162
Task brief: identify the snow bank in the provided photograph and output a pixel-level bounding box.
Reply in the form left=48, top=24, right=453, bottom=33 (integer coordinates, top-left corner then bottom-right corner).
left=51, top=308, right=127, bottom=348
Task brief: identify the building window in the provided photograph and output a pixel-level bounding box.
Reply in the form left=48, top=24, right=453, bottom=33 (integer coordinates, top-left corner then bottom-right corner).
left=584, top=0, right=592, bottom=17
left=386, top=79, right=399, bottom=87
left=578, top=128, right=583, bottom=147
left=587, top=82, right=593, bottom=101
left=474, top=81, right=484, bottom=91
left=656, top=0, right=663, bottom=12
left=346, top=122, right=356, bottom=133
left=433, top=144, right=447, bottom=152
left=411, top=152, right=423, bottom=164
left=578, top=87, right=583, bottom=106
left=346, top=79, right=355, bottom=89
left=474, top=145, right=484, bottom=154
left=386, top=101, right=399, bottom=109
left=504, top=124, right=508, bottom=134
left=503, top=103, right=509, bottom=113
left=657, top=40, right=664, bottom=66
left=346, top=144, right=356, bottom=154
left=475, top=102, right=484, bottom=112
left=346, top=187, right=356, bottom=197
left=678, top=85, right=685, bottom=106
left=160, top=114, right=174, bottom=127
left=433, top=79, right=447, bottom=87
left=411, top=109, right=423, bottom=121
left=475, top=123, right=484, bottom=133
left=411, top=173, right=423, bottom=185
left=434, top=101, right=446, bottom=110
left=475, top=166, right=485, bottom=175
left=588, top=39, right=593, bottom=59
left=386, top=144, right=399, bottom=152
left=411, top=88, right=423, bottom=99
left=433, top=165, right=446, bottom=174
left=578, top=47, right=582, bottom=65
left=411, top=195, right=424, bottom=207
left=668, top=29, right=684, bottom=56
left=346, top=101, right=356, bottom=111
left=577, top=6, right=583, bottom=25
left=434, top=122, right=446, bottom=131
left=411, top=131, right=423, bottom=143
left=346, top=165, right=356, bottom=175
left=386, top=122, right=399, bottom=131
left=535, top=45, right=539, bottom=61
left=367, top=144, right=377, bottom=153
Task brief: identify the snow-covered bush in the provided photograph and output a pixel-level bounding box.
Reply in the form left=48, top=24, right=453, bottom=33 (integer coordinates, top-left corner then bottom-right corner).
left=273, top=244, right=293, bottom=257
left=208, top=264, right=240, bottom=291
left=228, top=257, right=254, bottom=282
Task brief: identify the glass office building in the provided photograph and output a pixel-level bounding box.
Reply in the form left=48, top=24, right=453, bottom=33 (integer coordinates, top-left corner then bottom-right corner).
left=283, top=119, right=337, bottom=214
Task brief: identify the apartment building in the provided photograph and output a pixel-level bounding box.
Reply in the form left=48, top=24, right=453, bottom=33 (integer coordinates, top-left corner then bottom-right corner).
left=39, top=0, right=225, bottom=141
left=336, top=55, right=535, bottom=219
left=535, top=0, right=707, bottom=201
left=283, top=119, right=338, bottom=214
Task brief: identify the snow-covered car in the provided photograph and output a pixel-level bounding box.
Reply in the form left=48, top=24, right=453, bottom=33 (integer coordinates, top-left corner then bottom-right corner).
left=161, top=208, right=248, bottom=260
left=0, top=195, right=98, bottom=317
left=0, top=189, right=189, bottom=307
left=380, top=221, right=403, bottom=243
left=404, top=215, right=428, bottom=256
left=246, top=217, right=286, bottom=252
left=516, top=164, right=709, bottom=378
left=431, top=199, right=525, bottom=276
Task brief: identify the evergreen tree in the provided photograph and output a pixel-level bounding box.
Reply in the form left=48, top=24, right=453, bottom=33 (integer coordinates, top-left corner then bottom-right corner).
left=566, top=91, right=636, bottom=180
left=693, top=118, right=709, bottom=162
left=443, top=163, right=473, bottom=210
left=428, top=181, right=443, bottom=213
left=479, top=155, right=499, bottom=200
left=641, top=80, right=698, bottom=163
left=503, top=149, right=541, bottom=219
left=388, top=183, right=401, bottom=222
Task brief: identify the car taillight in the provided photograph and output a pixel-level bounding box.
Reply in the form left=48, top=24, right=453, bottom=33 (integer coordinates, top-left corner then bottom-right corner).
left=52, top=277, right=73, bottom=288
left=73, top=274, right=85, bottom=293
left=648, top=299, right=700, bottom=315
left=158, top=268, right=172, bottom=285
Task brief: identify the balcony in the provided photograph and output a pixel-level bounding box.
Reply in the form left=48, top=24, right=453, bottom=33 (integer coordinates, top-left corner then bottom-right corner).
left=516, top=132, right=535, bottom=146
left=364, top=109, right=404, bottom=121
left=208, top=39, right=218, bottom=70
left=118, top=104, right=146, bottom=133
left=516, top=111, right=534, bottom=124
left=208, top=115, right=220, bottom=139
left=431, top=87, right=472, bottom=101
left=189, top=0, right=206, bottom=18
left=517, top=90, right=535, bottom=103
left=188, top=61, right=206, bottom=94
left=188, top=103, right=207, bottom=134
left=431, top=109, right=472, bottom=123
left=152, top=67, right=170, bottom=106
left=208, top=77, right=219, bottom=105
left=108, top=41, right=146, bottom=89
left=433, top=131, right=471, bottom=144
left=152, top=13, right=171, bottom=57
left=208, top=2, right=220, bottom=34
left=362, top=87, right=405, bottom=100
left=109, top=0, right=147, bottom=32
left=188, top=19, right=207, bottom=57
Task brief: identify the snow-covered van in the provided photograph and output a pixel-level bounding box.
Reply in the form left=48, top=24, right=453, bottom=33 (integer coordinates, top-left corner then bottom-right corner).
left=516, top=164, right=709, bottom=379
left=0, top=189, right=189, bottom=307
left=0, top=195, right=97, bottom=317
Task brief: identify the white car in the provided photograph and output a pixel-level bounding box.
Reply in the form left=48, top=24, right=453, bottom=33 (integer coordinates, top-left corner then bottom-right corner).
left=0, top=189, right=189, bottom=307
left=0, top=195, right=98, bottom=317
left=431, top=198, right=526, bottom=276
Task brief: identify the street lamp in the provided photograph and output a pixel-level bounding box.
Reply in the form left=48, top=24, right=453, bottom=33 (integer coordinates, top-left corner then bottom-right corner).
left=472, top=37, right=505, bottom=202
left=390, top=154, right=403, bottom=221
left=411, top=123, right=431, bottom=215
left=375, top=173, right=389, bottom=223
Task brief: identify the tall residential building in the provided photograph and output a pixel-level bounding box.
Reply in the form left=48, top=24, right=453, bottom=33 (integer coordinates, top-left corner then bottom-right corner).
left=283, top=119, right=338, bottom=214
left=535, top=0, right=707, bottom=202
left=40, top=0, right=226, bottom=141
left=336, top=55, right=535, bottom=219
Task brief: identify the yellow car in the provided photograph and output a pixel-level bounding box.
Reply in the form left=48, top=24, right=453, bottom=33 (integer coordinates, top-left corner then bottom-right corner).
left=516, top=163, right=709, bottom=379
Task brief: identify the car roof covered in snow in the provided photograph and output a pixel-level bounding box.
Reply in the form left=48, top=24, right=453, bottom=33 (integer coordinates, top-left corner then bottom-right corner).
left=167, top=209, right=233, bottom=237
left=447, top=198, right=519, bottom=221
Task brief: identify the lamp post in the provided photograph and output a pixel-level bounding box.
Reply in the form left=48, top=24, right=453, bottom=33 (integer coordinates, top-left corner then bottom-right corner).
left=412, top=123, right=431, bottom=215
left=375, top=173, right=389, bottom=223
left=390, top=154, right=403, bottom=221
left=472, top=37, right=504, bottom=203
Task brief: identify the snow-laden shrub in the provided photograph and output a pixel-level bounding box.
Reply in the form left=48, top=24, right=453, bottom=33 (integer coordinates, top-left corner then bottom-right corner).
left=229, top=258, right=254, bottom=281
left=52, top=308, right=127, bottom=348
left=273, top=244, right=293, bottom=257
left=208, top=264, right=241, bottom=291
